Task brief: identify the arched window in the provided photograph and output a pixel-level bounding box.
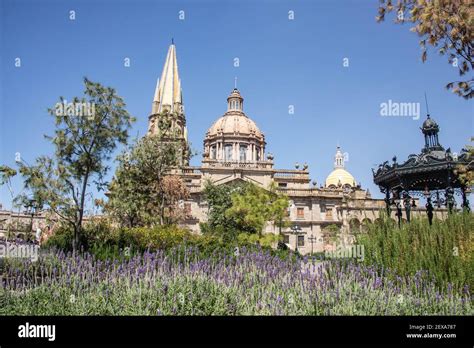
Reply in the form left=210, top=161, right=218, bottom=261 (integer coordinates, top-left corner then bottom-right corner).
left=224, top=144, right=233, bottom=161
left=211, top=146, right=216, bottom=159
left=239, top=145, right=247, bottom=162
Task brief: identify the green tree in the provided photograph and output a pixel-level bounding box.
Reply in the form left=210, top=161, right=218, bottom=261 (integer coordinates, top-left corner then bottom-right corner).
left=455, top=137, right=474, bottom=186
left=225, top=182, right=289, bottom=237
left=105, top=129, right=190, bottom=227
left=17, top=78, right=135, bottom=253
left=201, top=180, right=251, bottom=241
left=376, top=0, right=473, bottom=99
left=0, top=165, right=17, bottom=199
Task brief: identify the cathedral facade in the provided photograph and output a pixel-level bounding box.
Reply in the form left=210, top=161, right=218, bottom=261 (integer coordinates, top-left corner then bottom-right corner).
left=144, top=43, right=448, bottom=254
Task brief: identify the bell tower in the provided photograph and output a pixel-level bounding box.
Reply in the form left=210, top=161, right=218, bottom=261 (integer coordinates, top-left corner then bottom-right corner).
left=148, top=42, right=189, bottom=164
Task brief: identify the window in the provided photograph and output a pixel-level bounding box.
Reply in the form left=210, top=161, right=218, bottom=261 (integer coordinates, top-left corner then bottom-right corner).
left=297, top=207, right=304, bottom=219
left=224, top=144, right=233, bottom=161
left=297, top=235, right=305, bottom=247
left=278, top=182, right=287, bottom=188
left=283, top=234, right=289, bottom=244
left=211, top=146, right=216, bottom=159
left=326, top=210, right=333, bottom=219
left=184, top=203, right=192, bottom=216
left=239, top=145, right=247, bottom=162
left=256, top=147, right=261, bottom=161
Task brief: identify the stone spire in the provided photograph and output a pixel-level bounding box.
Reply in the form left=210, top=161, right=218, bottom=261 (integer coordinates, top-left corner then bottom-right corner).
left=148, top=42, right=187, bottom=142
left=151, top=43, right=183, bottom=115
left=148, top=42, right=189, bottom=165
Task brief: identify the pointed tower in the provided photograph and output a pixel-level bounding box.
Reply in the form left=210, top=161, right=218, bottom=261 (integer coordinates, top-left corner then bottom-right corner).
left=148, top=42, right=189, bottom=164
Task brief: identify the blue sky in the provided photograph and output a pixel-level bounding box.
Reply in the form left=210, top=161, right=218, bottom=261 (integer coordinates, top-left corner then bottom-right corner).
left=0, top=0, right=472, bottom=210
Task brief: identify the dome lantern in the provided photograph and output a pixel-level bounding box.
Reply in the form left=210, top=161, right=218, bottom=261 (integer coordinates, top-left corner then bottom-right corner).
left=420, top=114, right=443, bottom=152
left=203, top=88, right=266, bottom=165
left=227, top=88, right=244, bottom=112
left=325, top=145, right=356, bottom=188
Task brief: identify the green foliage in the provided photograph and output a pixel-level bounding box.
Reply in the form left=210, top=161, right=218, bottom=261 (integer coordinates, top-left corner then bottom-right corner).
left=203, top=181, right=289, bottom=241
left=0, top=165, right=17, bottom=189
left=202, top=180, right=252, bottom=241
left=17, top=78, right=135, bottom=253
left=120, top=225, right=196, bottom=252
left=357, top=212, right=474, bottom=291
left=237, top=232, right=281, bottom=248
left=225, top=182, right=289, bottom=237
left=43, top=224, right=75, bottom=251
left=44, top=218, right=118, bottom=252
left=106, top=131, right=189, bottom=228
left=455, top=137, right=474, bottom=187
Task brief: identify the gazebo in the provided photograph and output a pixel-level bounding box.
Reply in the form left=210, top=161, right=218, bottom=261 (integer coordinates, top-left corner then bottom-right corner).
left=373, top=114, right=472, bottom=225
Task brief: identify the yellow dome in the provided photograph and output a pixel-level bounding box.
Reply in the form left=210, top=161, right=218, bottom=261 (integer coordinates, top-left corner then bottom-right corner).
left=325, top=168, right=356, bottom=188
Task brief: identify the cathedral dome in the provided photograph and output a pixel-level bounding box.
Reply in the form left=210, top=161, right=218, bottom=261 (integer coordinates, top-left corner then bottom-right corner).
left=325, top=168, right=356, bottom=188
left=325, top=146, right=356, bottom=188
left=203, top=88, right=266, bottom=163
left=207, top=114, right=264, bottom=139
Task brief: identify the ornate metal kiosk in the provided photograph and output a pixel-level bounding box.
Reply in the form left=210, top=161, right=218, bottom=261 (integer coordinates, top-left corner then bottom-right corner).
left=373, top=115, right=472, bottom=226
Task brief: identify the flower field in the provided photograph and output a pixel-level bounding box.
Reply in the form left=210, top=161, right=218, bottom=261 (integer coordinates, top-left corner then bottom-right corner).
left=1, top=247, right=471, bottom=315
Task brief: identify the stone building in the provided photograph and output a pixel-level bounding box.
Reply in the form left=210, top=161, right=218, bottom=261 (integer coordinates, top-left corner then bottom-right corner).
left=146, top=43, right=446, bottom=254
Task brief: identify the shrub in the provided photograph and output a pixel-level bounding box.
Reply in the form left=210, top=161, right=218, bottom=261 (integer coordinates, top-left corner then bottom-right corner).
left=43, top=218, right=117, bottom=252
left=120, top=225, right=197, bottom=252
left=356, top=212, right=474, bottom=291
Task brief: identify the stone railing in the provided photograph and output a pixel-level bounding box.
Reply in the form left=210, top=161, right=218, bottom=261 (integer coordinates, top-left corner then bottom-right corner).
left=202, top=159, right=274, bottom=169
left=274, top=170, right=309, bottom=179
left=277, top=188, right=342, bottom=197
left=181, top=167, right=202, bottom=175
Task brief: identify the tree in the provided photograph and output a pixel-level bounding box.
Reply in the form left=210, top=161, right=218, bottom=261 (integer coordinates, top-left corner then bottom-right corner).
left=376, top=0, right=473, bottom=99
left=0, top=165, right=17, bottom=199
left=225, top=182, right=289, bottom=237
left=18, top=78, right=135, bottom=253
left=105, top=131, right=190, bottom=227
left=201, top=180, right=251, bottom=241
left=455, top=137, right=474, bottom=186
left=161, top=175, right=190, bottom=225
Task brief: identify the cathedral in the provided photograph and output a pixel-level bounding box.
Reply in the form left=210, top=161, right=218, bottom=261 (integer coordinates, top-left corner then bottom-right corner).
left=0, top=46, right=454, bottom=251
left=146, top=42, right=418, bottom=254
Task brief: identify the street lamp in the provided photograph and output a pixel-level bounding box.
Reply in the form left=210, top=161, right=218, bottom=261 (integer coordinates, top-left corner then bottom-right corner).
left=25, top=198, right=39, bottom=241
left=307, top=235, right=317, bottom=255
left=290, top=225, right=305, bottom=254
